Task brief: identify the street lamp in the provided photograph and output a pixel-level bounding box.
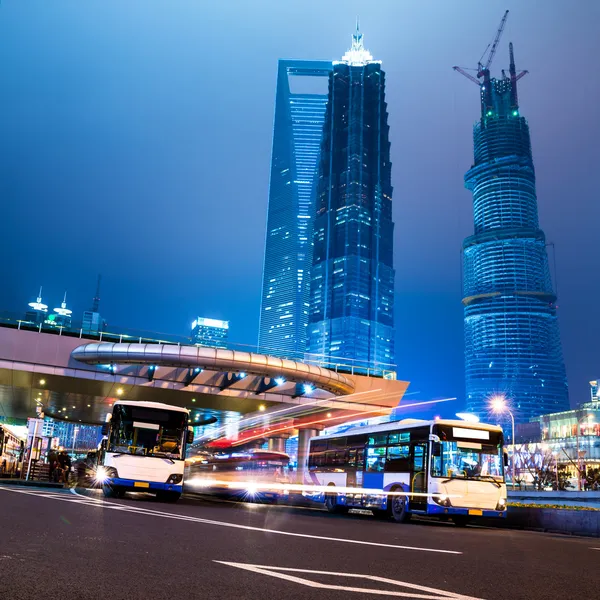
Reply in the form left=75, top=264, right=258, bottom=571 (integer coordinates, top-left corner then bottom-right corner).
left=490, top=395, right=515, bottom=489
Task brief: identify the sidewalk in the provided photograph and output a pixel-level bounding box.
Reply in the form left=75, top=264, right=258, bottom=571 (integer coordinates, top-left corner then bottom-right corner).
left=0, top=478, right=64, bottom=489
left=508, top=490, right=600, bottom=510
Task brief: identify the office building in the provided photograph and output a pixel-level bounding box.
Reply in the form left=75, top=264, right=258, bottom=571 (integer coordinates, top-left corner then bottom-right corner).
left=24, top=287, right=48, bottom=324
left=258, top=59, right=332, bottom=359
left=82, top=275, right=105, bottom=334
left=49, top=293, right=73, bottom=329
left=192, top=317, right=229, bottom=349
left=462, top=43, right=569, bottom=422
left=307, top=26, right=395, bottom=373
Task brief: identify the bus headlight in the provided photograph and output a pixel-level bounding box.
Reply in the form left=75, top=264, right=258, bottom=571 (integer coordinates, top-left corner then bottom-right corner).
left=432, top=493, right=452, bottom=507
left=95, top=467, right=117, bottom=483
left=167, top=474, right=183, bottom=484
left=496, top=497, right=507, bottom=511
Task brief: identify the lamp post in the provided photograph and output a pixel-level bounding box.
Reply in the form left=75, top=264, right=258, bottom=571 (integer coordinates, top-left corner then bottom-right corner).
left=490, top=395, right=515, bottom=489
left=575, top=412, right=593, bottom=491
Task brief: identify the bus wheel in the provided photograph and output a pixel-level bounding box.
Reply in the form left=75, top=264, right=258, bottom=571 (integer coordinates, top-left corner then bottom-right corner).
left=389, top=489, right=411, bottom=523
left=157, top=491, right=181, bottom=503
left=324, top=488, right=347, bottom=514
left=452, top=516, right=470, bottom=527
left=102, top=485, right=124, bottom=499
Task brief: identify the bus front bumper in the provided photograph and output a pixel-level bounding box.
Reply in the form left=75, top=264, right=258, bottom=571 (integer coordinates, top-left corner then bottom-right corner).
left=106, top=478, right=183, bottom=494
left=427, top=504, right=507, bottom=518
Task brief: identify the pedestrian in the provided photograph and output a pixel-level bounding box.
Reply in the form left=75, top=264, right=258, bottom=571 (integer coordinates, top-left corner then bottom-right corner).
left=48, top=449, right=57, bottom=482
left=57, top=451, right=72, bottom=484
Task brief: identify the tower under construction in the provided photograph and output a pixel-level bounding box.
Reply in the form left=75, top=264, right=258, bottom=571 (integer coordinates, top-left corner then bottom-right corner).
left=456, top=12, right=569, bottom=423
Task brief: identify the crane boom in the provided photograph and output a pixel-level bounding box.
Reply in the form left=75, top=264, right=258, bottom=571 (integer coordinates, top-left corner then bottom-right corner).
left=478, top=10, right=509, bottom=75
left=453, top=66, right=480, bottom=86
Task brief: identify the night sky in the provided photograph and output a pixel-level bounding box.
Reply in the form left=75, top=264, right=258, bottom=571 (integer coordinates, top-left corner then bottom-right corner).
left=1, top=1, right=598, bottom=416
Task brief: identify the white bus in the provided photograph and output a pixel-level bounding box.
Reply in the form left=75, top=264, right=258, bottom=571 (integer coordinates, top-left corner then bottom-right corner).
left=306, top=418, right=508, bottom=525
left=96, top=401, right=194, bottom=502
left=0, top=424, right=26, bottom=477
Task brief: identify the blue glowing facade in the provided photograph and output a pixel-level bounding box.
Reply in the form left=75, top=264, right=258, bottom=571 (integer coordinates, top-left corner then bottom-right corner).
left=307, top=29, right=395, bottom=373
left=463, top=45, right=569, bottom=423
left=258, top=60, right=332, bottom=359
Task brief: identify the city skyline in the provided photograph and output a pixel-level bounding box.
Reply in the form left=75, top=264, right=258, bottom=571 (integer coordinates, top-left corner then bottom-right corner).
left=1, top=2, right=599, bottom=411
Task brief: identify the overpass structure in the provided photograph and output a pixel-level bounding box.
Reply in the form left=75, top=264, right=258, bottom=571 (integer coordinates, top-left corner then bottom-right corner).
left=0, top=324, right=408, bottom=450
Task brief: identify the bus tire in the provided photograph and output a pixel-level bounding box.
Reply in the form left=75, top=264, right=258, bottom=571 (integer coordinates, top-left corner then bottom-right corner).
left=388, top=487, right=411, bottom=523
left=157, top=491, right=181, bottom=503
left=103, top=485, right=125, bottom=499
left=452, top=515, right=470, bottom=527
left=324, top=486, right=347, bottom=514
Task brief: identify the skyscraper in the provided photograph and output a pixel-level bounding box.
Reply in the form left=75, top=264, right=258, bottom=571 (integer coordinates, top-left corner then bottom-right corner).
left=461, top=43, right=569, bottom=422
left=258, top=60, right=332, bottom=359
left=25, top=287, right=48, bottom=324
left=307, top=27, right=395, bottom=373
left=192, top=317, right=229, bottom=349
left=82, top=275, right=105, bottom=334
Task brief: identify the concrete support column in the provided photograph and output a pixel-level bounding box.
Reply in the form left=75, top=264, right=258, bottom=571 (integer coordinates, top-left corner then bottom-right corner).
left=296, top=428, right=320, bottom=483
left=267, top=436, right=288, bottom=453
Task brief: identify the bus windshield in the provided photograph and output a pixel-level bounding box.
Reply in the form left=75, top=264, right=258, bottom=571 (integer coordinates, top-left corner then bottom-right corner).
left=432, top=440, right=504, bottom=480
left=108, top=405, right=187, bottom=460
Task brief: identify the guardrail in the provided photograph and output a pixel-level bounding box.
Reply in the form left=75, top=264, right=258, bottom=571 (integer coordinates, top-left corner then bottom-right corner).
left=0, top=310, right=397, bottom=379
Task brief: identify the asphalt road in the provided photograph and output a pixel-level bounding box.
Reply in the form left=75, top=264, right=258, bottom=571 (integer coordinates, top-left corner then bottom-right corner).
left=0, top=486, right=598, bottom=600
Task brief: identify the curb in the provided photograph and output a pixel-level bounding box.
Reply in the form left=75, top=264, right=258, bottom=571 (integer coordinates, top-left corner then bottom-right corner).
left=0, top=479, right=64, bottom=489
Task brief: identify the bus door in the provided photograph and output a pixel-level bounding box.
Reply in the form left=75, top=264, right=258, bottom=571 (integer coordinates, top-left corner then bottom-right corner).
left=346, top=447, right=364, bottom=488
left=410, top=442, right=428, bottom=511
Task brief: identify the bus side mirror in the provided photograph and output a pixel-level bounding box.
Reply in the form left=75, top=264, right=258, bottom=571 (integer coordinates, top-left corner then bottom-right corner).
left=187, top=429, right=195, bottom=445
left=503, top=451, right=509, bottom=467
left=101, top=423, right=109, bottom=436
left=432, top=442, right=442, bottom=457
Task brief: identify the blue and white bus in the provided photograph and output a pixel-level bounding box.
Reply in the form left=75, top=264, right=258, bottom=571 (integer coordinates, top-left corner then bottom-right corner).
left=96, top=401, right=194, bottom=502
left=305, top=418, right=507, bottom=525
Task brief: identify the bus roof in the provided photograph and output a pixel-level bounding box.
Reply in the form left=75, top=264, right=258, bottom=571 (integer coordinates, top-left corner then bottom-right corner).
left=312, top=418, right=503, bottom=442
left=1, top=424, right=28, bottom=441
left=112, top=400, right=190, bottom=415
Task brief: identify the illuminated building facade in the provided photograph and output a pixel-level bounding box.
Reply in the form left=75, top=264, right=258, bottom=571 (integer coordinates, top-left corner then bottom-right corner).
left=24, top=287, right=48, bottom=324
left=192, top=317, right=229, bottom=349
left=463, top=44, right=569, bottom=422
left=308, top=27, right=395, bottom=373
left=258, top=59, right=332, bottom=359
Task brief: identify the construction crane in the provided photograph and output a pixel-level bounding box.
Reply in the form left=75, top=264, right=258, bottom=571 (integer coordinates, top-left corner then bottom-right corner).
left=453, top=10, right=510, bottom=86
left=477, top=9, right=509, bottom=77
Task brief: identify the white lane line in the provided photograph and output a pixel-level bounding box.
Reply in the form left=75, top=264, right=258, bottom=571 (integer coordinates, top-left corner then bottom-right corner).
left=0, top=487, right=461, bottom=555
left=215, top=562, right=485, bottom=599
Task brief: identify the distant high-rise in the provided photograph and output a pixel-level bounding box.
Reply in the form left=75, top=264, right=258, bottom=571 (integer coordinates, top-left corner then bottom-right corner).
left=461, top=42, right=569, bottom=422
left=25, top=287, right=48, bottom=324
left=82, top=275, right=105, bottom=334
left=307, top=26, right=395, bottom=373
left=192, top=317, right=229, bottom=349
left=258, top=59, right=332, bottom=359
left=50, top=292, right=73, bottom=329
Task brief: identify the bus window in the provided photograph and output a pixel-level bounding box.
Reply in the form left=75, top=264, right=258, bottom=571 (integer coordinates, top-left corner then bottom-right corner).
left=366, top=446, right=386, bottom=472
left=385, top=444, right=410, bottom=472
left=368, top=433, right=388, bottom=446
left=388, top=432, right=410, bottom=444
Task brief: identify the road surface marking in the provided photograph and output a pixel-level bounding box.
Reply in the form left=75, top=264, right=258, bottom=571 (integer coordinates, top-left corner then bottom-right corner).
left=215, top=562, right=484, bottom=599
left=0, top=487, right=461, bottom=555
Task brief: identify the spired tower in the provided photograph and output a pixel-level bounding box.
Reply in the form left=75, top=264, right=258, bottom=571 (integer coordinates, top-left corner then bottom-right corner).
left=307, top=26, right=395, bottom=374
left=460, top=42, right=569, bottom=422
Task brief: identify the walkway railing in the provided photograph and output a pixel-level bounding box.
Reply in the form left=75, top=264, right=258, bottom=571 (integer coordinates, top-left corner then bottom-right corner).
left=0, top=310, right=397, bottom=379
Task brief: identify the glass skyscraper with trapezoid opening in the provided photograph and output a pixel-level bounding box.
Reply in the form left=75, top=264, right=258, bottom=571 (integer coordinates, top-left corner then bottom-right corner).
left=258, top=60, right=332, bottom=359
